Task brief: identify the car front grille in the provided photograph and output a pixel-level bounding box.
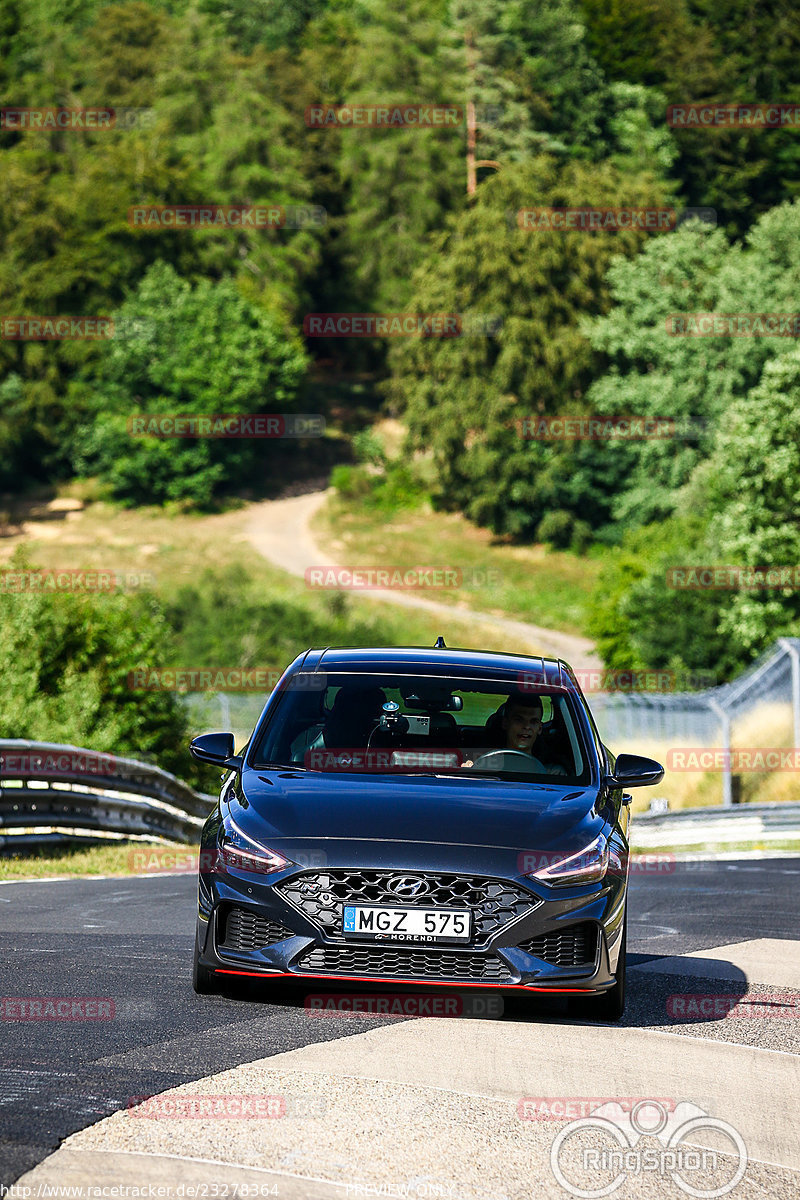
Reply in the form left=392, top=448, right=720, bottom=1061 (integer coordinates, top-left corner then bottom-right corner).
left=297, top=945, right=514, bottom=983
left=219, top=906, right=295, bottom=953
left=278, top=870, right=537, bottom=943
left=517, top=923, right=598, bottom=968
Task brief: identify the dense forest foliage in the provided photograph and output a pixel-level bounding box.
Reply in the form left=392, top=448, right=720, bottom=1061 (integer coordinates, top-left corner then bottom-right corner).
left=1, top=0, right=799, bottom=684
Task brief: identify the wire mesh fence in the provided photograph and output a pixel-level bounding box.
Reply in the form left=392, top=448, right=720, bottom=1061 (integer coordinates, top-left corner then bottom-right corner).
left=591, top=637, right=800, bottom=806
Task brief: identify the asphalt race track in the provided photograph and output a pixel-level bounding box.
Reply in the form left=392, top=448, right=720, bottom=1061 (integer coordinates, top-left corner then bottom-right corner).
left=2, top=859, right=799, bottom=1198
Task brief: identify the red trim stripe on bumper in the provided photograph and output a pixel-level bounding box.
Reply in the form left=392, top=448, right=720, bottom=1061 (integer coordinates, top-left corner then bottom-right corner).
left=213, top=968, right=597, bottom=993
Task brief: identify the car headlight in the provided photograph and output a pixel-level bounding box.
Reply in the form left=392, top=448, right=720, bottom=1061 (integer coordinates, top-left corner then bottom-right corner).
left=527, top=833, right=609, bottom=887
left=218, top=810, right=293, bottom=875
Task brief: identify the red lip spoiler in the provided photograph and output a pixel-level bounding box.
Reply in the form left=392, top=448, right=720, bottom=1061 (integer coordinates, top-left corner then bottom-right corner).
left=213, top=968, right=597, bottom=993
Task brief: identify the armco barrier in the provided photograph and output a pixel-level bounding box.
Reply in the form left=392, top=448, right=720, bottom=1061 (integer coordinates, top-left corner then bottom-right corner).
left=0, top=739, right=216, bottom=849
left=632, top=801, right=800, bottom=848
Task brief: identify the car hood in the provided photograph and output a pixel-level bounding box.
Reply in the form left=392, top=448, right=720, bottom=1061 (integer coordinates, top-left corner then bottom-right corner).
left=234, top=768, right=601, bottom=857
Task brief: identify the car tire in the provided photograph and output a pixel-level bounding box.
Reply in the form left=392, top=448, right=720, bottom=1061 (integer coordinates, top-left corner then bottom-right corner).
left=192, top=947, right=218, bottom=995
left=572, top=913, right=626, bottom=1023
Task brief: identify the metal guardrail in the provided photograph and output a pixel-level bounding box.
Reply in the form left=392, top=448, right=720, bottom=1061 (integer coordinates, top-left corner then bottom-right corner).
left=632, top=801, right=800, bottom=848
left=0, top=740, right=216, bottom=849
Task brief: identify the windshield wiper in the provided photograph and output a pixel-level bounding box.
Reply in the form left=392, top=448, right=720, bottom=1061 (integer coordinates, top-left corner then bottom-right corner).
left=256, top=761, right=308, bottom=771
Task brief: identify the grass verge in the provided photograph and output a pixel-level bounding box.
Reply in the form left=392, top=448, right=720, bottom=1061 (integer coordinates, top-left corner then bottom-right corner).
left=313, top=487, right=603, bottom=637
left=0, top=841, right=193, bottom=882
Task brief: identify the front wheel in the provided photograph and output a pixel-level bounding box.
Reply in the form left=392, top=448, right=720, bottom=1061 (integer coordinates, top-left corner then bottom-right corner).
left=572, top=914, right=626, bottom=1023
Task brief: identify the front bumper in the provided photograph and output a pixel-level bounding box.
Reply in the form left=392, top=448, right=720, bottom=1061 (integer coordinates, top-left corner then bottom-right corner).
left=196, top=860, right=626, bottom=996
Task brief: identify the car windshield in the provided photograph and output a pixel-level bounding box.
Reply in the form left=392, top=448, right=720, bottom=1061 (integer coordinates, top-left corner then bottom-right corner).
left=249, top=672, right=591, bottom=783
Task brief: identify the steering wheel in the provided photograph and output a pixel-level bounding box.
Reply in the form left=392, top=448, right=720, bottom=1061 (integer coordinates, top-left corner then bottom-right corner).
left=471, top=749, right=546, bottom=773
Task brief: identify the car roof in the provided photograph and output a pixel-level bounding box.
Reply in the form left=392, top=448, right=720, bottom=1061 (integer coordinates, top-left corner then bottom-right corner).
left=288, top=645, right=578, bottom=691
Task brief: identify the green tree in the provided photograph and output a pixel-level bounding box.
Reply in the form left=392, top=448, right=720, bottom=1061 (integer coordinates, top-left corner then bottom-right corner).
left=336, top=0, right=464, bottom=313
left=582, top=200, right=800, bottom=529
left=0, top=564, right=196, bottom=780
left=71, top=262, right=308, bottom=506
left=705, top=349, right=800, bottom=658
left=387, top=156, right=668, bottom=536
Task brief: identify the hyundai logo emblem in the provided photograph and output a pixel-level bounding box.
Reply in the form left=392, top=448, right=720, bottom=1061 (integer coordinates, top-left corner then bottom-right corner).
left=387, top=875, right=429, bottom=899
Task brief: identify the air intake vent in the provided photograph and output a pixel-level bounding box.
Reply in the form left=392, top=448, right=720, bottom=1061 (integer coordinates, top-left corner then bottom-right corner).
left=298, top=945, right=514, bottom=983
left=219, top=906, right=294, bottom=952
left=517, top=923, right=598, bottom=968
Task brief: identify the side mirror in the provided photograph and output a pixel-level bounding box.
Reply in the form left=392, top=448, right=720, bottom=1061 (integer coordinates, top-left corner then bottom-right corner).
left=190, top=732, right=243, bottom=769
left=605, top=753, right=664, bottom=789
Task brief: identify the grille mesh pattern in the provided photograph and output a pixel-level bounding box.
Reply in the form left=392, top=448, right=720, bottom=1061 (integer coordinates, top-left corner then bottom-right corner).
left=278, top=870, right=536, bottom=942
left=219, top=906, right=294, bottom=952
left=517, top=923, right=598, bottom=968
left=298, top=945, right=514, bottom=982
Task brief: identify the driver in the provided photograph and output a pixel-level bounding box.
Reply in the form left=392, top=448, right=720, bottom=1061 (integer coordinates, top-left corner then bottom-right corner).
left=503, top=693, right=544, bottom=755
left=465, top=692, right=567, bottom=775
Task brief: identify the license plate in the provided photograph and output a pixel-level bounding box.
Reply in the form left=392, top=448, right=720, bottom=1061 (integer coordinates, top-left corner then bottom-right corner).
left=342, top=905, right=471, bottom=943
